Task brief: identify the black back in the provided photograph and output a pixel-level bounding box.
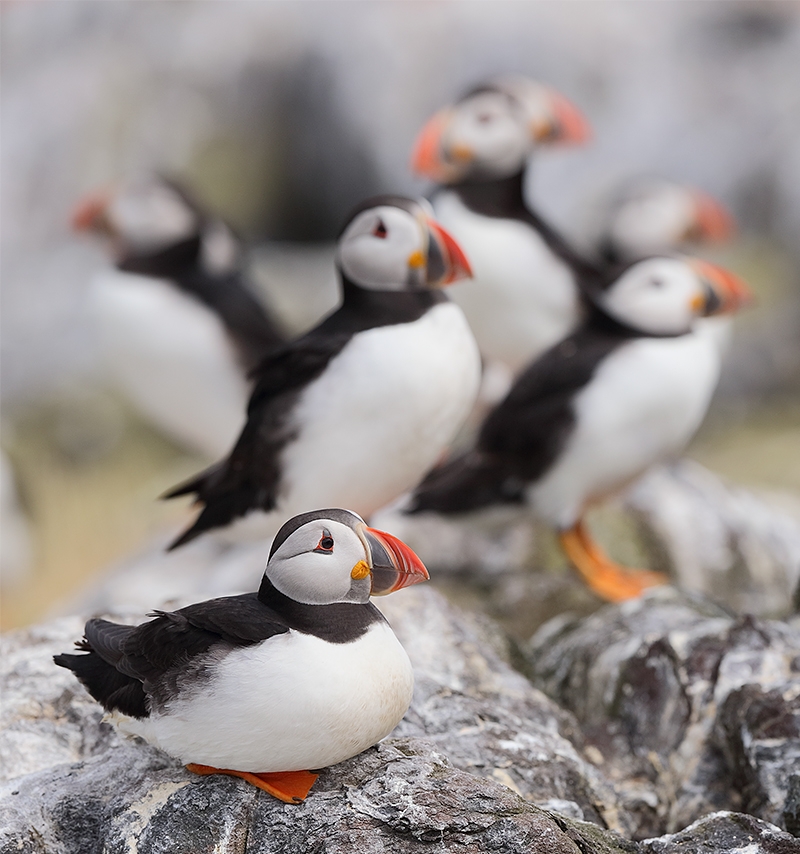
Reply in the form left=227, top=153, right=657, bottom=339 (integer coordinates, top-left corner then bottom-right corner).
left=164, top=279, right=446, bottom=548
left=409, top=310, right=638, bottom=515
left=119, top=229, right=284, bottom=372
left=54, top=584, right=384, bottom=719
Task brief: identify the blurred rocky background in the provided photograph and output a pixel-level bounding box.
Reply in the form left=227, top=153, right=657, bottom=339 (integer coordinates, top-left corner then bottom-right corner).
left=2, top=0, right=800, bottom=629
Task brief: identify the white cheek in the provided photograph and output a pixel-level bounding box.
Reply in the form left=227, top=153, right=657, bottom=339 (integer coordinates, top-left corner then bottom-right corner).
left=339, top=237, right=411, bottom=291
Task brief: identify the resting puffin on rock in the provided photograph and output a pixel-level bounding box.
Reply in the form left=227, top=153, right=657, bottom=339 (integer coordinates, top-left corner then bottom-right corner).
left=408, top=256, right=751, bottom=602
left=165, top=196, right=481, bottom=548
left=412, top=74, right=595, bottom=379
left=597, top=177, right=734, bottom=264
left=55, top=508, right=428, bottom=803
left=73, top=178, right=284, bottom=459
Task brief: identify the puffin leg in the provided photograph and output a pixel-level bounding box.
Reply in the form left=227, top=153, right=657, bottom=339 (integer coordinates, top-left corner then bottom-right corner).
left=559, top=519, right=668, bottom=602
left=186, top=763, right=318, bottom=803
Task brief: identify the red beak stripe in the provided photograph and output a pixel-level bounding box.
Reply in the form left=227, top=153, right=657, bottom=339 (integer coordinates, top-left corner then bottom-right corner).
left=428, top=219, right=473, bottom=283
left=365, top=527, right=429, bottom=595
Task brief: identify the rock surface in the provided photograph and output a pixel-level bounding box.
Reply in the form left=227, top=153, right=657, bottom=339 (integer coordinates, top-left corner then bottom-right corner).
left=3, top=585, right=798, bottom=851
left=525, top=587, right=800, bottom=837
left=1, top=587, right=631, bottom=850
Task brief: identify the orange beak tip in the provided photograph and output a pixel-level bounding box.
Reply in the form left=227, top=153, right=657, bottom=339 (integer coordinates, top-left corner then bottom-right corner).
left=547, top=91, right=592, bottom=146
left=71, top=190, right=111, bottom=233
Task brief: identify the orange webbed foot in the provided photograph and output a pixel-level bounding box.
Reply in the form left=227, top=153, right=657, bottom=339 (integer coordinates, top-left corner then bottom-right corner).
left=559, top=520, right=668, bottom=603
left=186, top=763, right=319, bottom=803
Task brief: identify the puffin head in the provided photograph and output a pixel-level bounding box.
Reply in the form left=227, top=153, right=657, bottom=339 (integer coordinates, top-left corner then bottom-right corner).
left=411, top=75, right=590, bottom=184
left=71, top=178, right=238, bottom=274
left=595, top=256, right=752, bottom=336
left=336, top=196, right=471, bottom=291
left=604, top=178, right=734, bottom=260
left=263, top=508, right=429, bottom=606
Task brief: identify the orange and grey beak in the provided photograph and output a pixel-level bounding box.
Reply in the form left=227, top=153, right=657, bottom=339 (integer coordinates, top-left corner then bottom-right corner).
left=411, top=108, right=458, bottom=183
left=423, top=217, right=472, bottom=286
left=690, top=259, right=753, bottom=316
left=71, top=189, right=114, bottom=235
left=530, top=88, right=591, bottom=146
left=687, top=191, right=735, bottom=244
left=363, top=526, right=429, bottom=596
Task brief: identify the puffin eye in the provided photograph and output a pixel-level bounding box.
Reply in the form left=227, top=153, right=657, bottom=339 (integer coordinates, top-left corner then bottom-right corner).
left=477, top=112, right=493, bottom=124
left=373, top=219, right=387, bottom=238
left=650, top=277, right=664, bottom=289
left=314, top=530, right=334, bottom=553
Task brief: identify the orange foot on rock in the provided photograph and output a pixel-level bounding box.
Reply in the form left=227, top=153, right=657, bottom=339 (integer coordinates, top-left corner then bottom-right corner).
left=186, top=763, right=319, bottom=803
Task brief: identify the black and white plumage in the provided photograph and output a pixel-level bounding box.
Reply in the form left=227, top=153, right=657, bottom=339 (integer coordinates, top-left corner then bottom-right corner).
left=74, top=178, right=284, bottom=458
left=55, top=509, right=428, bottom=800
left=597, top=177, right=734, bottom=265
left=412, top=75, right=596, bottom=377
left=408, top=256, right=751, bottom=601
left=165, top=196, right=481, bottom=549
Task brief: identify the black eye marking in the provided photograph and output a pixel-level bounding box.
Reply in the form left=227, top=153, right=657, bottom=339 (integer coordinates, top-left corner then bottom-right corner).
left=314, top=529, right=334, bottom=554
left=477, top=112, right=493, bottom=124
left=650, top=277, right=664, bottom=288
left=373, top=219, right=387, bottom=238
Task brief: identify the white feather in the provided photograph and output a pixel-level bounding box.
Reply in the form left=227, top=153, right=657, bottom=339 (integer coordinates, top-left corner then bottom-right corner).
left=225, top=301, right=481, bottom=541
left=528, top=332, right=720, bottom=527
left=432, top=189, right=580, bottom=371
left=89, top=270, right=248, bottom=459
left=118, top=621, right=413, bottom=772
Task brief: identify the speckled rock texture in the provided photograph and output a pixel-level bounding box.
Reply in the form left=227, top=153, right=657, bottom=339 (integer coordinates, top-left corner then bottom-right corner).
left=2, top=587, right=797, bottom=852
left=1, top=587, right=633, bottom=852
left=525, top=587, right=800, bottom=838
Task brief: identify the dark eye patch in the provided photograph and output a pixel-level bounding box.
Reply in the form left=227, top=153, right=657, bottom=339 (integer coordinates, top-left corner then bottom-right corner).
left=314, top=529, right=334, bottom=554
left=373, top=219, right=387, bottom=238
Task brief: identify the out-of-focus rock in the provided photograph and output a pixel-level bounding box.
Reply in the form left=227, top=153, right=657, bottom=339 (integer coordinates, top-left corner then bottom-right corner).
left=374, top=460, right=800, bottom=645
left=524, top=587, right=800, bottom=836
left=639, top=811, right=800, bottom=854
left=626, top=460, right=800, bottom=617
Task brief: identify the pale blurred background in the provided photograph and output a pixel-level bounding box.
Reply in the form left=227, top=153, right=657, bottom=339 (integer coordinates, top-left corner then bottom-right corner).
left=2, top=0, right=799, bottom=629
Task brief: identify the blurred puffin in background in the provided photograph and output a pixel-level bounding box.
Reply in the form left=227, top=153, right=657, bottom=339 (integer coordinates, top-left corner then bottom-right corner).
left=597, top=177, right=735, bottom=265
left=408, top=256, right=751, bottom=602
left=56, top=508, right=428, bottom=803
left=73, top=178, right=284, bottom=459
left=412, top=74, right=595, bottom=391
left=165, top=196, right=481, bottom=548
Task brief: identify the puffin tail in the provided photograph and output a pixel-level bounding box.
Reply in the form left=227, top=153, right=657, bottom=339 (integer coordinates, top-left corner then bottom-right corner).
left=406, top=451, right=524, bottom=515
left=54, top=621, right=148, bottom=719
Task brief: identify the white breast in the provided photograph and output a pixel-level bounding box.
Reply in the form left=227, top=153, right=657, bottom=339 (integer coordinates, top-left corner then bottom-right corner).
left=528, top=332, right=721, bottom=527
left=89, top=270, right=249, bottom=459
left=276, top=301, right=481, bottom=520
left=120, top=621, right=414, bottom=772
left=432, top=190, right=581, bottom=372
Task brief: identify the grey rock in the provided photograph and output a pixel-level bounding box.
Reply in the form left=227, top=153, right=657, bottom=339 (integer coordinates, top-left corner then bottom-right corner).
left=626, top=460, right=800, bottom=617
left=0, top=587, right=637, bottom=848
left=639, top=811, right=800, bottom=854
left=525, top=587, right=800, bottom=836
left=0, top=737, right=642, bottom=854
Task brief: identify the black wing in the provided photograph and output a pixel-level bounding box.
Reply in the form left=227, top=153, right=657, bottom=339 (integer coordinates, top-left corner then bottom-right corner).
left=164, top=331, right=354, bottom=549
left=410, top=326, right=626, bottom=515
left=54, top=593, right=289, bottom=719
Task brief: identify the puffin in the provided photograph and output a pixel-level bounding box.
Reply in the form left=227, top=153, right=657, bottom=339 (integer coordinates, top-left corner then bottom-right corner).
left=164, top=196, right=481, bottom=548
left=411, top=74, right=596, bottom=379
left=597, top=177, right=734, bottom=264
left=55, top=508, right=428, bottom=803
left=407, top=255, right=752, bottom=602
left=73, top=178, right=284, bottom=459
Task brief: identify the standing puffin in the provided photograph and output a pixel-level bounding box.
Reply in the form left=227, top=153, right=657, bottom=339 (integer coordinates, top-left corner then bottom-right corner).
left=55, top=508, right=428, bottom=803
left=165, top=196, right=481, bottom=548
left=407, top=256, right=751, bottom=602
left=597, top=177, right=734, bottom=264
left=412, top=74, right=595, bottom=378
left=73, top=178, right=284, bottom=459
